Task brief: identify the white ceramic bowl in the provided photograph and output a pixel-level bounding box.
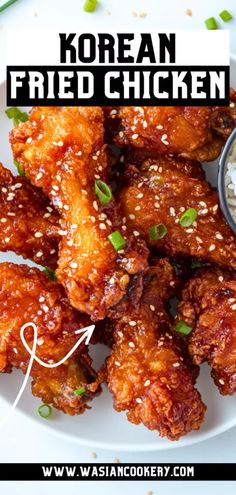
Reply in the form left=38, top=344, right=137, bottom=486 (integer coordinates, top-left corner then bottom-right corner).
left=0, top=57, right=236, bottom=451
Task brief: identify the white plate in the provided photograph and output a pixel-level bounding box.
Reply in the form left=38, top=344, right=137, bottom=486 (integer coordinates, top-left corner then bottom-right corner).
left=0, top=58, right=236, bottom=452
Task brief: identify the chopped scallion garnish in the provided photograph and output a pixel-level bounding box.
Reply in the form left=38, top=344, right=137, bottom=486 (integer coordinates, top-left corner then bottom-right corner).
left=38, top=404, right=52, bottom=419
left=74, top=387, right=86, bottom=396
left=14, top=159, right=25, bottom=177
left=0, top=0, right=18, bottom=13
left=95, top=180, right=112, bottom=206
left=42, top=268, right=57, bottom=282
left=175, top=320, right=192, bottom=336
left=149, top=223, right=167, bottom=240
left=179, top=208, right=198, bottom=227
left=219, top=10, right=233, bottom=22
left=83, top=0, right=98, bottom=13
left=108, top=231, right=125, bottom=251
left=205, top=17, right=218, bottom=30
left=5, top=107, right=28, bottom=127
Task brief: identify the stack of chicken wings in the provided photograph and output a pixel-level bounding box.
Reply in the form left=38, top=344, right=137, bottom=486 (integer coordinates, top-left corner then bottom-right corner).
left=0, top=95, right=235, bottom=441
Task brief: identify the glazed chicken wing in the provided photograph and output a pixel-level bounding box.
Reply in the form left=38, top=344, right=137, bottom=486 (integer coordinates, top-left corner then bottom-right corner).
left=107, top=259, right=206, bottom=440
left=178, top=268, right=236, bottom=395
left=10, top=107, right=148, bottom=320
left=0, top=163, right=59, bottom=269
left=106, top=99, right=236, bottom=161
left=120, top=155, right=236, bottom=269
left=0, top=263, right=101, bottom=415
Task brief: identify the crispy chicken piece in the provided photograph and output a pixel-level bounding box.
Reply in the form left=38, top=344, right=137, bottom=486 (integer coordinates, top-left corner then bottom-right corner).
left=10, top=107, right=148, bottom=320
left=0, top=263, right=101, bottom=415
left=119, top=155, right=236, bottom=269
left=0, top=163, right=59, bottom=269
left=107, top=259, right=206, bottom=440
left=106, top=100, right=236, bottom=161
left=178, top=268, right=236, bottom=396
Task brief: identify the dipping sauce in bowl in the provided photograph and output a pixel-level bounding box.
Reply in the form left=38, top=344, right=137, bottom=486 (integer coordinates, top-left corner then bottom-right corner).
left=219, top=127, right=236, bottom=235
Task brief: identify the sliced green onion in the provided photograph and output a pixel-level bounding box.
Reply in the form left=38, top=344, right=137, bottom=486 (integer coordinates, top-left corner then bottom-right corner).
left=83, top=0, right=98, bottom=13
left=191, top=260, right=205, bottom=269
left=74, top=387, right=86, bottom=396
left=108, top=231, right=125, bottom=251
left=175, top=320, right=192, bottom=336
left=38, top=404, right=52, bottom=419
left=219, top=10, right=233, bottom=22
left=149, top=223, right=167, bottom=240
left=95, top=180, right=112, bottom=206
left=0, top=0, right=18, bottom=13
left=179, top=208, right=198, bottom=227
left=14, top=159, right=25, bottom=177
left=42, top=268, right=57, bottom=282
left=205, top=17, right=218, bottom=30
left=5, top=107, right=28, bottom=127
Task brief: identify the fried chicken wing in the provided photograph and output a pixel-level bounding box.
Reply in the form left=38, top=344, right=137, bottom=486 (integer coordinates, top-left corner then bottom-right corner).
left=0, top=163, right=59, bottom=269
left=10, top=107, right=148, bottom=320
left=119, top=155, right=236, bottom=269
left=178, top=268, right=236, bottom=396
left=107, top=259, right=206, bottom=440
left=0, top=262, right=101, bottom=414
left=106, top=100, right=236, bottom=161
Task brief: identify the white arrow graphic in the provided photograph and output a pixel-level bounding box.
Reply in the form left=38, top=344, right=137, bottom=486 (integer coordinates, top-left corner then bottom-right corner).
left=0, top=322, right=95, bottom=430
left=20, top=322, right=95, bottom=368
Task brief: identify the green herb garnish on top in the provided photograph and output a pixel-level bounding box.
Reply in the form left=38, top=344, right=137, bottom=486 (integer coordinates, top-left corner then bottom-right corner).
left=5, top=107, right=28, bottom=127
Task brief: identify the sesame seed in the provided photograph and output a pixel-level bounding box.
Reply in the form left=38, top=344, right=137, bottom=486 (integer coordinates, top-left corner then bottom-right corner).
left=219, top=379, right=225, bottom=385
left=129, top=321, right=137, bottom=326
left=52, top=185, right=59, bottom=191
left=27, top=137, right=32, bottom=144
left=34, top=232, right=43, bottom=238
left=133, top=230, right=140, bottom=237
left=36, top=172, right=43, bottom=180
left=13, top=347, right=18, bottom=354
left=67, top=240, right=73, bottom=247
left=0, top=218, right=7, bottom=223
left=173, top=362, right=180, bottom=367
left=199, top=208, right=208, bottom=215
left=144, top=380, right=151, bottom=387
left=119, top=131, right=124, bottom=138
left=70, top=262, right=78, bottom=269
left=36, top=251, right=43, bottom=258
left=136, top=398, right=142, bottom=404
left=115, top=361, right=121, bottom=366
left=154, top=202, right=160, bottom=209
left=129, top=214, right=136, bottom=220
left=186, top=228, right=193, bottom=233
left=231, top=304, right=236, bottom=310
left=156, top=124, right=163, bottom=130
left=93, top=201, right=99, bottom=211
left=42, top=305, right=49, bottom=313
left=143, top=121, right=148, bottom=128
left=218, top=276, right=224, bottom=282
left=216, top=233, right=223, bottom=240
left=135, top=205, right=141, bottom=211
left=150, top=305, right=155, bottom=311
left=99, top=223, right=106, bottom=230
left=37, top=337, right=44, bottom=346
left=129, top=342, right=135, bottom=348
left=209, top=244, right=215, bottom=252
left=39, top=296, right=45, bottom=302
left=14, top=183, right=22, bottom=189
left=58, top=230, right=67, bottom=236
left=136, top=193, right=143, bottom=199
left=132, top=133, right=139, bottom=140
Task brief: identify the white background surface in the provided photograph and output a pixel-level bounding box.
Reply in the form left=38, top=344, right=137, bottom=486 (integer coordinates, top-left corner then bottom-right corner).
left=1, top=0, right=236, bottom=493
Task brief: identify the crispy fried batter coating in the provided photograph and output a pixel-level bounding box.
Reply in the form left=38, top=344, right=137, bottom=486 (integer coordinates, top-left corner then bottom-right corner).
left=119, top=155, right=236, bottom=269
left=0, top=263, right=101, bottom=414
left=107, top=259, right=206, bottom=440
left=10, top=107, right=148, bottom=320
left=0, top=163, right=59, bottom=269
left=178, top=268, right=236, bottom=396
left=106, top=102, right=236, bottom=161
